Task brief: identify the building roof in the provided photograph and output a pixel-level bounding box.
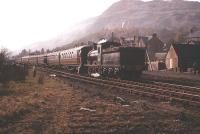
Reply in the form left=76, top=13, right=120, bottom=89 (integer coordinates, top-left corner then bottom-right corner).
left=173, top=44, right=200, bottom=58
left=138, top=33, right=163, bottom=47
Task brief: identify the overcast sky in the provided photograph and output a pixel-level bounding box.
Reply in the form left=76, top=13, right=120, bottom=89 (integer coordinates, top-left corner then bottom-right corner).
left=0, top=0, right=199, bottom=52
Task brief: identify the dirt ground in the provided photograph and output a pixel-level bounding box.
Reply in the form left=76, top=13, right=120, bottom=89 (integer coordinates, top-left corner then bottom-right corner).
left=0, top=71, right=199, bottom=134
left=142, top=71, right=200, bottom=87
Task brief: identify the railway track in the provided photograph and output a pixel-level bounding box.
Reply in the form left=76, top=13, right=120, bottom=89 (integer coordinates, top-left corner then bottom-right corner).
left=142, top=74, right=200, bottom=88
left=40, top=67, right=200, bottom=107
left=108, top=78, right=200, bottom=100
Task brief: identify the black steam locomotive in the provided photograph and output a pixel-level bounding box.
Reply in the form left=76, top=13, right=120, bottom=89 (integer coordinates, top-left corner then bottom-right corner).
left=17, top=39, right=146, bottom=79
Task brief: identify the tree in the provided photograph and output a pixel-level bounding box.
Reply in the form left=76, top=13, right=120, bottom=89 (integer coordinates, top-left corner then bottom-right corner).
left=0, top=48, right=27, bottom=84
left=20, top=49, right=28, bottom=56
left=0, top=48, right=9, bottom=67
left=41, top=48, right=45, bottom=54
left=46, top=49, right=50, bottom=53
left=28, top=49, right=31, bottom=55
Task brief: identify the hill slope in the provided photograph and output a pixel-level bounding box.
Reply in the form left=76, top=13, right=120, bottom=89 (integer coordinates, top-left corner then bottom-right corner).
left=29, top=0, right=200, bottom=51
left=82, top=0, right=200, bottom=43
left=90, top=0, right=200, bottom=32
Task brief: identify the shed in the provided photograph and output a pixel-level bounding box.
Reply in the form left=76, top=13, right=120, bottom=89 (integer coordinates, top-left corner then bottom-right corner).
left=166, top=44, right=200, bottom=72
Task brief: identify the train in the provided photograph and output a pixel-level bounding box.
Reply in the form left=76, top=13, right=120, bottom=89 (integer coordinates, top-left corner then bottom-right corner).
left=16, top=39, right=146, bottom=79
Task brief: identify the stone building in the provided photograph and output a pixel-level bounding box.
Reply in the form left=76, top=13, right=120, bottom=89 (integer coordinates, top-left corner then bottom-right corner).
left=166, top=44, right=200, bottom=72
left=135, top=33, right=164, bottom=61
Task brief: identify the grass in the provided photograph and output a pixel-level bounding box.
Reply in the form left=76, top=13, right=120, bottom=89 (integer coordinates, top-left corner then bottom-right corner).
left=0, top=69, right=199, bottom=134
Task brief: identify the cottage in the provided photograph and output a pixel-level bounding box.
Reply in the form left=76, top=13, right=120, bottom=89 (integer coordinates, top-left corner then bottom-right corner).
left=135, top=33, right=164, bottom=61
left=166, top=44, right=200, bottom=72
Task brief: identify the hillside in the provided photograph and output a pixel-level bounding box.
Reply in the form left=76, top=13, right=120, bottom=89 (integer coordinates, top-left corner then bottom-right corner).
left=29, top=0, right=200, bottom=51
left=86, top=0, right=200, bottom=43
left=91, top=0, right=200, bottom=31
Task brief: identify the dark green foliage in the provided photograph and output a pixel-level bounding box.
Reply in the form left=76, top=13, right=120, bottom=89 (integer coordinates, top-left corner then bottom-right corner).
left=0, top=64, right=28, bottom=83
left=0, top=48, right=28, bottom=83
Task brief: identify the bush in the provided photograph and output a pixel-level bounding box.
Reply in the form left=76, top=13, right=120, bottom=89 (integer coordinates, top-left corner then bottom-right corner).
left=0, top=48, right=28, bottom=84
left=0, top=64, right=28, bottom=83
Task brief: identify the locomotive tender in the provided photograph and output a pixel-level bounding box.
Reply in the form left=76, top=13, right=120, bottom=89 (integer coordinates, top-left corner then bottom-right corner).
left=17, top=40, right=146, bottom=79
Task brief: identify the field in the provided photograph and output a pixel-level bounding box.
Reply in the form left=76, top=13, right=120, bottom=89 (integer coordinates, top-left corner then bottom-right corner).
left=0, top=70, right=200, bottom=134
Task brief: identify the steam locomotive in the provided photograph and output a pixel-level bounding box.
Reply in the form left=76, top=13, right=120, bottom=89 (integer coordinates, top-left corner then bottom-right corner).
left=16, top=39, right=146, bottom=79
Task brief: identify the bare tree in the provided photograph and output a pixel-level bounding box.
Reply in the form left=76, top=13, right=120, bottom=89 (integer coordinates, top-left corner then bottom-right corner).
left=20, top=49, right=28, bottom=56
left=0, top=48, right=9, bottom=67
left=41, top=48, right=45, bottom=54
left=0, top=48, right=28, bottom=84
left=46, top=49, right=50, bottom=53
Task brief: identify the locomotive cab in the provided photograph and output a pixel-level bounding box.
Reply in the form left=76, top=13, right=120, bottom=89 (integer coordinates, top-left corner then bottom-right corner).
left=77, top=45, right=93, bottom=74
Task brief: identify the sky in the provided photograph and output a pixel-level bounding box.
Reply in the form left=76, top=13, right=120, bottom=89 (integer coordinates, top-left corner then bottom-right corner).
left=0, top=0, right=120, bottom=52
left=0, top=0, right=200, bottom=52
